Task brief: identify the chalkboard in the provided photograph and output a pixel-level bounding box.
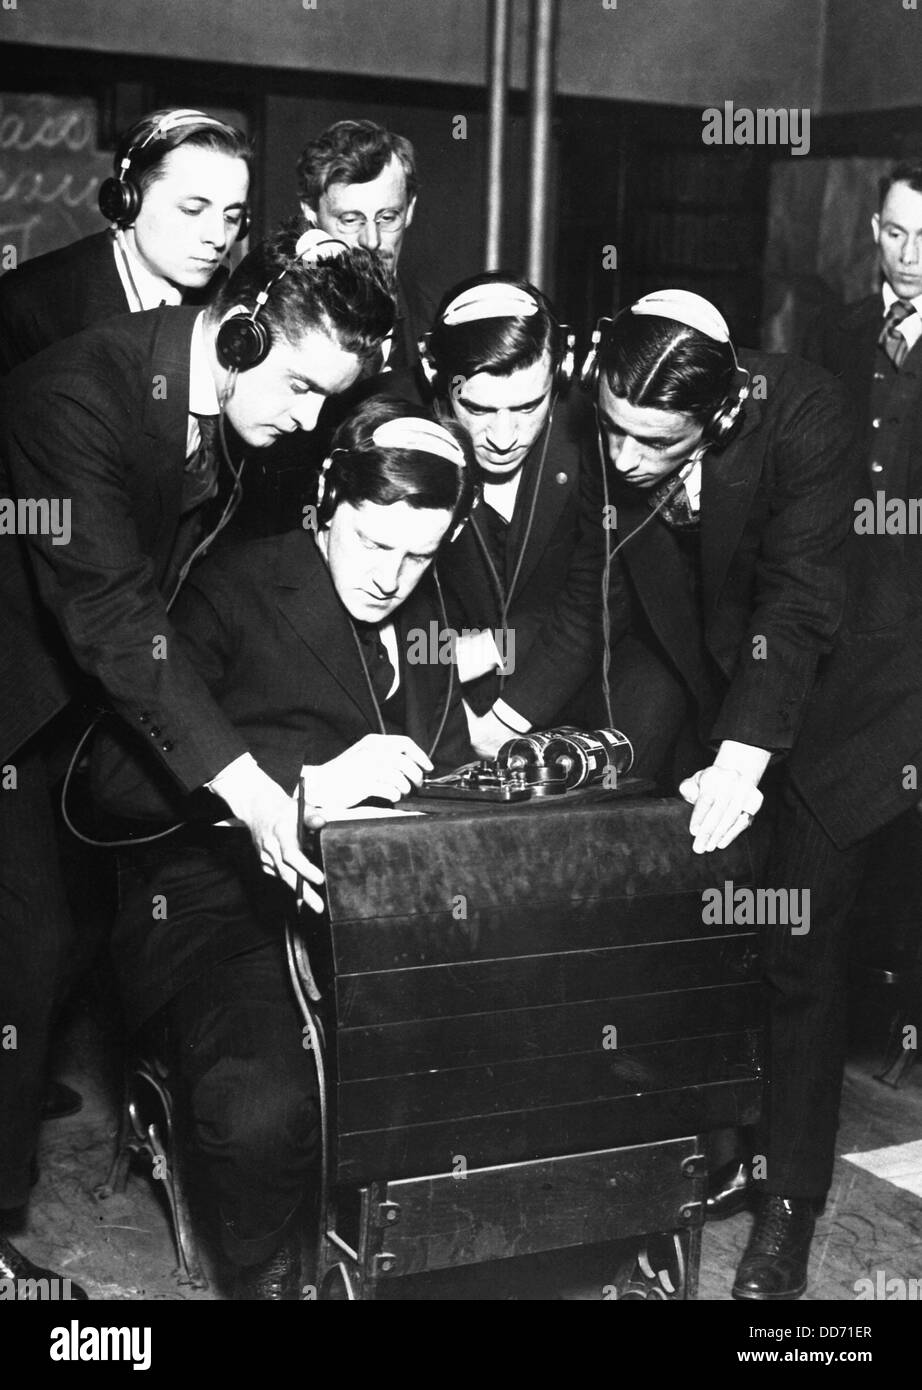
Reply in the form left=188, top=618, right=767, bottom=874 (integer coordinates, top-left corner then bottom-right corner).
left=0, top=92, right=112, bottom=271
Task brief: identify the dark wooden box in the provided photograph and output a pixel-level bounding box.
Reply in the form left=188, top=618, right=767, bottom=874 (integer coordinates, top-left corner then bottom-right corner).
left=312, top=795, right=763, bottom=1189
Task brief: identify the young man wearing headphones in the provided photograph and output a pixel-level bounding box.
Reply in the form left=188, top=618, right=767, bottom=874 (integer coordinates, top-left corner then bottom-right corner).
left=421, top=272, right=604, bottom=758
left=588, top=291, right=859, bottom=1298
left=100, top=396, right=478, bottom=1298
left=588, top=289, right=853, bottom=857
left=0, top=225, right=392, bottom=1297
left=0, top=107, right=251, bottom=374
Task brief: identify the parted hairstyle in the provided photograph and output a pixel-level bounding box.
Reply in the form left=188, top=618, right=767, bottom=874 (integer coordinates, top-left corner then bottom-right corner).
left=113, top=107, right=253, bottom=196
left=598, top=312, right=736, bottom=425
left=297, top=120, right=419, bottom=207
left=317, top=394, right=481, bottom=534
left=206, top=219, right=395, bottom=360
left=425, top=272, right=560, bottom=393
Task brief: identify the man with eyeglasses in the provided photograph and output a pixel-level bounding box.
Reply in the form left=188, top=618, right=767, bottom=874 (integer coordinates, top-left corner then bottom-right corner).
left=297, top=119, right=434, bottom=376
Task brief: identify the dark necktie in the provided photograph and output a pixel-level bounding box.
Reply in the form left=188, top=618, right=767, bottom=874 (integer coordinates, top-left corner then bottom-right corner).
left=354, top=621, right=397, bottom=705
left=880, top=300, right=915, bottom=369
left=182, top=413, right=220, bottom=513
left=189, top=414, right=220, bottom=477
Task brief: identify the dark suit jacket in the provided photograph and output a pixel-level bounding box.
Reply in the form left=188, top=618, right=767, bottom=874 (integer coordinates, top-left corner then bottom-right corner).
left=0, top=230, right=222, bottom=376
left=0, top=306, right=247, bottom=785
left=436, top=400, right=605, bottom=725
left=801, top=293, right=884, bottom=463
left=95, top=528, right=473, bottom=819
left=791, top=298, right=922, bottom=846
left=610, top=350, right=854, bottom=756
left=108, top=528, right=474, bottom=1027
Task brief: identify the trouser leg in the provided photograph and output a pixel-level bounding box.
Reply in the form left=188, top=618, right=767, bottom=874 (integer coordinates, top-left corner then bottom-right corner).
left=148, top=941, right=321, bottom=1269
left=0, top=734, right=74, bottom=1210
left=755, top=778, right=871, bottom=1201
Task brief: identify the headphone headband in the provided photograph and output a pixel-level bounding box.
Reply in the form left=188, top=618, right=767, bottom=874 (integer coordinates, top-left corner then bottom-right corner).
left=440, top=282, right=541, bottom=326
left=100, top=107, right=248, bottom=235
left=580, top=291, right=750, bottom=444
left=421, top=279, right=575, bottom=397
left=215, top=230, right=352, bottom=373
left=371, top=417, right=467, bottom=468
left=630, top=289, right=731, bottom=343
left=292, top=227, right=349, bottom=263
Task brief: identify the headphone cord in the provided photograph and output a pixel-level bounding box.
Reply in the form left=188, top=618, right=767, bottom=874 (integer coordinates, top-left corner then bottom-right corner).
left=467, top=400, right=557, bottom=698
left=596, top=416, right=701, bottom=728
left=165, top=379, right=247, bottom=610
left=345, top=565, right=455, bottom=764
left=61, top=381, right=249, bottom=849
left=114, top=229, right=146, bottom=315
left=59, top=713, right=186, bottom=849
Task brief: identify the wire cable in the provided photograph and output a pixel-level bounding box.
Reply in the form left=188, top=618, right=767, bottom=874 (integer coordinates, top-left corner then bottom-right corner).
left=466, top=400, right=557, bottom=698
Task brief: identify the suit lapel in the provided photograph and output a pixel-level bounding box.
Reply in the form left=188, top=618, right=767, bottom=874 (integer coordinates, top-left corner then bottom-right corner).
left=447, top=516, right=504, bottom=627
left=80, top=231, right=132, bottom=322
left=273, top=532, right=380, bottom=731
left=700, top=383, right=763, bottom=612
left=618, top=491, right=712, bottom=698
left=141, top=307, right=200, bottom=523
left=506, top=412, right=578, bottom=597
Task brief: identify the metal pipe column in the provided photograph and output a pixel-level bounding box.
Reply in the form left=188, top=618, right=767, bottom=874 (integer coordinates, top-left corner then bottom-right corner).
left=526, top=0, right=559, bottom=290
left=484, top=0, right=512, bottom=270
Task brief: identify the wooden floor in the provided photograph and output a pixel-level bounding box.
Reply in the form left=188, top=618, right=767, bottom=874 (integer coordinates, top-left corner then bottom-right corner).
left=10, top=976, right=921, bottom=1302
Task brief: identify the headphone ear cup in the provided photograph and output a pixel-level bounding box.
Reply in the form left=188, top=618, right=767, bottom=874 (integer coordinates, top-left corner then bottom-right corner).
left=316, top=479, right=339, bottom=526
left=216, top=315, right=270, bottom=371
left=416, top=336, right=439, bottom=400
left=579, top=346, right=600, bottom=395
left=236, top=207, right=250, bottom=242
left=98, top=175, right=142, bottom=227
left=704, top=386, right=749, bottom=445
left=555, top=327, right=576, bottom=395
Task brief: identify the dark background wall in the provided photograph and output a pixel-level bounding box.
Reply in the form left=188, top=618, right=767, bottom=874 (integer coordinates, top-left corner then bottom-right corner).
left=261, top=93, right=534, bottom=313
left=821, top=0, right=922, bottom=113
left=6, top=0, right=826, bottom=108
left=3, top=0, right=922, bottom=350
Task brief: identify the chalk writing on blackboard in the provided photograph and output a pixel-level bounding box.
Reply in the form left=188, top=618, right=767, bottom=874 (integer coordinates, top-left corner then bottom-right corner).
left=0, top=93, right=111, bottom=269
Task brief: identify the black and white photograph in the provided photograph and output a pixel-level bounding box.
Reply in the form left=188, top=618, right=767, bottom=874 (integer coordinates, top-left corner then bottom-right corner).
left=1, top=0, right=921, bottom=1356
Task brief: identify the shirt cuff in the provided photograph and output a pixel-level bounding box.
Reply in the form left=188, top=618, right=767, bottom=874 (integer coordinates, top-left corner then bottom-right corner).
left=713, top=739, right=771, bottom=786
left=206, top=751, right=263, bottom=810
left=456, top=629, right=503, bottom=683
left=491, top=699, right=531, bottom=734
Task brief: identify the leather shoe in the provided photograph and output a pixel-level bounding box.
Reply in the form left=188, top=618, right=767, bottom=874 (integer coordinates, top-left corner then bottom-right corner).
left=0, top=1233, right=88, bottom=1299
left=232, top=1236, right=301, bottom=1301
left=732, top=1195, right=816, bottom=1300
left=43, top=1080, right=83, bottom=1120
left=706, top=1159, right=752, bottom=1221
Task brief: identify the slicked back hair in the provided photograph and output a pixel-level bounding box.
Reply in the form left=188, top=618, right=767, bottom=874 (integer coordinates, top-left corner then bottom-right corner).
left=879, top=160, right=922, bottom=210
left=207, top=219, right=395, bottom=360
left=599, top=312, right=735, bottom=424
left=427, top=272, right=558, bottom=394
left=114, top=107, right=252, bottom=197
left=318, top=394, right=480, bottom=533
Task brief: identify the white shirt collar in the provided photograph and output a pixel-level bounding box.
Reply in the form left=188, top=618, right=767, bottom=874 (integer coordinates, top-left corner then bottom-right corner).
left=112, top=230, right=183, bottom=312
left=881, top=281, right=922, bottom=316
left=482, top=470, right=524, bottom=525
left=189, top=312, right=220, bottom=416
left=184, top=313, right=221, bottom=458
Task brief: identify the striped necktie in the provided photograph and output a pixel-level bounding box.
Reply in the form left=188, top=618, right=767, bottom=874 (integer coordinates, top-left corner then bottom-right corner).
left=880, top=300, right=915, bottom=369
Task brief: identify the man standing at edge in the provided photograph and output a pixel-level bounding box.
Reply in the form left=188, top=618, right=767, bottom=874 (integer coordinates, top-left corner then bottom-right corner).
left=0, top=225, right=393, bottom=1297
